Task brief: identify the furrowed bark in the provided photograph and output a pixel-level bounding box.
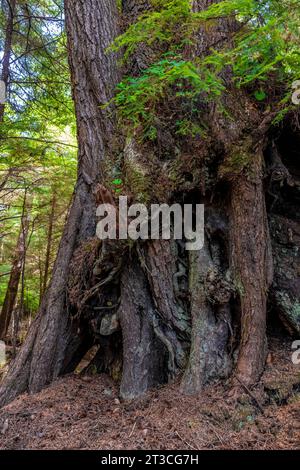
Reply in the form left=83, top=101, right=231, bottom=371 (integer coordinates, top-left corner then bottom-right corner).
left=0, top=188, right=82, bottom=404
left=0, top=205, right=29, bottom=340
left=41, top=193, right=56, bottom=296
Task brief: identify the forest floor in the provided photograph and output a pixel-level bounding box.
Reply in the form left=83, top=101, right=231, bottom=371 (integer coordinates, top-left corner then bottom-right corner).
left=0, top=335, right=299, bottom=450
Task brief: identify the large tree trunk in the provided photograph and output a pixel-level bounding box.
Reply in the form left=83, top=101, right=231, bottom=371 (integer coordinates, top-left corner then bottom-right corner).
left=0, top=0, right=16, bottom=123
left=0, top=0, right=291, bottom=408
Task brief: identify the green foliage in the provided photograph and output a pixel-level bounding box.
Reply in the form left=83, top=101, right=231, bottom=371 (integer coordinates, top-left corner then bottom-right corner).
left=112, top=0, right=300, bottom=139
left=111, top=177, right=123, bottom=194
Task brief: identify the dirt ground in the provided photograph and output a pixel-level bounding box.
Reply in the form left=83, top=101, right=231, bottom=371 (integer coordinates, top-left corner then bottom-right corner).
left=0, top=335, right=299, bottom=450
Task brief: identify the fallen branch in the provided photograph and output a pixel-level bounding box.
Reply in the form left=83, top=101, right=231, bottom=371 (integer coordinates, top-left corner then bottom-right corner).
left=235, top=375, right=265, bottom=414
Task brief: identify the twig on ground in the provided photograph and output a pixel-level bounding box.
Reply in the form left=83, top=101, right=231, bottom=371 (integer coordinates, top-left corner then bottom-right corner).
left=235, top=376, right=265, bottom=414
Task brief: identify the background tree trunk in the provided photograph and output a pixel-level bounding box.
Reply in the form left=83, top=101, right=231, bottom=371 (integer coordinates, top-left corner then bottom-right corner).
left=0, top=197, right=29, bottom=340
